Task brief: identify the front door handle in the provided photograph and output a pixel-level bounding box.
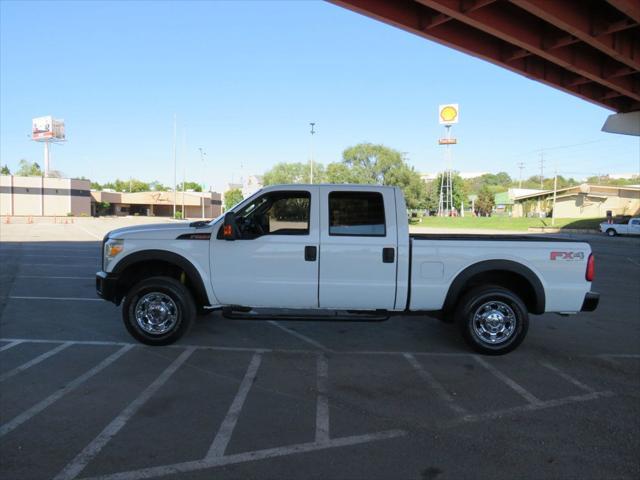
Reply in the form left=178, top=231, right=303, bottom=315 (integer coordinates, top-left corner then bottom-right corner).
left=305, top=246, right=317, bottom=262
left=382, top=247, right=395, bottom=263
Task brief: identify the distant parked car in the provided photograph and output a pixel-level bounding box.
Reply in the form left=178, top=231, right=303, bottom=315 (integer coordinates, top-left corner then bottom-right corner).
left=600, top=217, right=640, bottom=237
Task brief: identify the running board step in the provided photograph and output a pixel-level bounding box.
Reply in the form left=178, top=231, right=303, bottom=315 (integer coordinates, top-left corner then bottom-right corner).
left=222, top=308, right=389, bottom=322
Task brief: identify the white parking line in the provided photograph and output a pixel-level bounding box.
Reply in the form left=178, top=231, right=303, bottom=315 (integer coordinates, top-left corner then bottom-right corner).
left=458, top=390, right=614, bottom=424
left=539, top=361, right=595, bottom=393
left=627, top=257, right=640, bottom=267
left=315, top=353, right=330, bottom=443
left=73, top=224, right=103, bottom=240
left=0, top=345, right=133, bottom=438
left=0, top=342, right=73, bottom=382
left=0, top=340, right=24, bottom=352
left=404, top=353, right=467, bottom=415
left=9, top=296, right=102, bottom=302
left=473, top=356, right=542, bottom=405
left=267, top=320, right=331, bottom=352
left=207, top=352, right=262, bottom=458
left=80, top=430, right=408, bottom=480
left=54, top=347, right=196, bottom=480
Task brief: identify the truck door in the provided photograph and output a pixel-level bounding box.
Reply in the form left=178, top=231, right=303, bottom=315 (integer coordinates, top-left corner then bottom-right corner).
left=630, top=219, right=640, bottom=235
left=211, top=187, right=319, bottom=308
left=318, top=187, right=398, bottom=310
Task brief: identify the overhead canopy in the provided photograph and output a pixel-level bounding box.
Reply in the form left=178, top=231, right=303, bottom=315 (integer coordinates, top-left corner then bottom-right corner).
left=330, top=0, right=640, bottom=113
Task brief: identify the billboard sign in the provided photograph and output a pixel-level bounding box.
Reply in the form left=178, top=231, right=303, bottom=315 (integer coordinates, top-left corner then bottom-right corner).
left=32, top=116, right=65, bottom=141
left=438, top=104, right=459, bottom=125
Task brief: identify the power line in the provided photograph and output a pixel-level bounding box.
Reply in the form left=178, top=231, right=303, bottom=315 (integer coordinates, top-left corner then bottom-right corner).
left=517, top=162, right=525, bottom=188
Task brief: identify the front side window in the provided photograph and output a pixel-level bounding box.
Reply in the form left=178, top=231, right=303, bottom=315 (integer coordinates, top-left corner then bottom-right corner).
left=233, top=191, right=310, bottom=238
left=329, top=191, right=386, bottom=236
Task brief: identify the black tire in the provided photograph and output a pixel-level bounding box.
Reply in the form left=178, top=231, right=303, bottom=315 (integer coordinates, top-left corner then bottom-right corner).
left=606, top=228, right=616, bottom=237
left=455, top=285, right=529, bottom=355
left=122, top=276, right=195, bottom=346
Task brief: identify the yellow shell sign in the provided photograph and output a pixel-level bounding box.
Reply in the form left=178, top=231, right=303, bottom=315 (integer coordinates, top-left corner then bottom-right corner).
left=439, top=104, right=459, bottom=125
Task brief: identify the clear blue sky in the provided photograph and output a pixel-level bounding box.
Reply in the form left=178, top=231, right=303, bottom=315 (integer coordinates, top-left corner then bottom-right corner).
left=1, top=0, right=638, bottom=192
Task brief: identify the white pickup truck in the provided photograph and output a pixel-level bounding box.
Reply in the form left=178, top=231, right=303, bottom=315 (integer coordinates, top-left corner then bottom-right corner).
left=600, top=217, right=640, bottom=236
left=96, top=184, right=599, bottom=355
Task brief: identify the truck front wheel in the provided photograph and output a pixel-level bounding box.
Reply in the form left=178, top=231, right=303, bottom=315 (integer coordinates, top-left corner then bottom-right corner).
left=122, top=276, right=195, bottom=346
left=455, top=285, right=529, bottom=355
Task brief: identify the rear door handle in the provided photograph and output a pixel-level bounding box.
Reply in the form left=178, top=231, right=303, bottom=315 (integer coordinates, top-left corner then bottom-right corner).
left=305, top=246, right=317, bottom=262
left=382, top=247, right=395, bottom=263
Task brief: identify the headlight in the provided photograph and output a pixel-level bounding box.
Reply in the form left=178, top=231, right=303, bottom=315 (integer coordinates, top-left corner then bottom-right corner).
left=103, top=238, right=124, bottom=270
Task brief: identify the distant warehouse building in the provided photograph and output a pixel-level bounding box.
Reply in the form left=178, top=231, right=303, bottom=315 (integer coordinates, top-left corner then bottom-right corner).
left=0, top=175, right=91, bottom=216
left=90, top=190, right=222, bottom=218
left=512, top=184, right=640, bottom=218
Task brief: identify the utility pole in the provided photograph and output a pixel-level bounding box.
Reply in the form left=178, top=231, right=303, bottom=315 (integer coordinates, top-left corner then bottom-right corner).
left=172, top=114, right=177, bottom=218
left=552, top=169, right=558, bottom=226
left=517, top=162, right=525, bottom=188
left=309, top=122, right=316, bottom=184
left=539, top=151, right=545, bottom=189
left=182, top=129, right=186, bottom=219
left=199, top=147, right=207, bottom=219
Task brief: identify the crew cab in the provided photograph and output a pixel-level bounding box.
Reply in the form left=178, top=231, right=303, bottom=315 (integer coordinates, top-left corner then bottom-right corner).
left=96, top=184, right=599, bottom=355
left=600, top=217, right=640, bottom=237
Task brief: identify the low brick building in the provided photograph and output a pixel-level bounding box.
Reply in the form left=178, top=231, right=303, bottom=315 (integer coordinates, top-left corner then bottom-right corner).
left=512, top=184, right=640, bottom=218
left=90, top=190, right=222, bottom=218
left=0, top=175, right=91, bottom=216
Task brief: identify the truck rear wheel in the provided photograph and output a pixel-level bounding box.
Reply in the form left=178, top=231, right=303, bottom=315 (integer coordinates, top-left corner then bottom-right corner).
left=606, top=228, right=616, bottom=237
left=455, top=285, right=529, bottom=355
left=122, top=276, right=195, bottom=346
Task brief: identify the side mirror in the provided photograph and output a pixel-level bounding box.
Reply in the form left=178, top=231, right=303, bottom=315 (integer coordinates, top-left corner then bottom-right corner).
left=222, top=212, right=238, bottom=240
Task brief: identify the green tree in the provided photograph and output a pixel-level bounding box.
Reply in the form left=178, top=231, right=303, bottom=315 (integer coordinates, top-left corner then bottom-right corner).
left=96, top=201, right=111, bottom=215
left=177, top=181, right=202, bottom=192
left=424, top=172, right=467, bottom=212
left=102, top=178, right=150, bottom=192
left=224, top=188, right=244, bottom=211
left=90, top=181, right=102, bottom=190
left=1, top=164, right=11, bottom=175
left=463, top=172, right=512, bottom=196
left=149, top=181, right=169, bottom=191
left=476, top=185, right=495, bottom=216
left=263, top=162, right=325, bottom=185
left=585, top=175, right=638, bottom=186
left=16, top=159, right=42, bottom=176
left=327, top=143, right=427, bottom=209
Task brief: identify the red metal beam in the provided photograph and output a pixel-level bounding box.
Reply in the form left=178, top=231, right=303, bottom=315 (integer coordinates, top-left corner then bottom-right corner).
left=329, top=0, right=635, bottom=112
left=606, top=0, right=640, bottom=23
left=511, top=0, right=640, bottom=72
left=415, top=0, right=640, bottom=102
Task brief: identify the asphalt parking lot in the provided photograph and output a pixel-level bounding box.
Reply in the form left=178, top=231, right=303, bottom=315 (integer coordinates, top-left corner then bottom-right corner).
left=1, top=222, right=639, bottom=480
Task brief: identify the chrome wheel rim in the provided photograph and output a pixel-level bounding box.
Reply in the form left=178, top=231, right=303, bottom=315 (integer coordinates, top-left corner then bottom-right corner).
left=472, top=300, right=517, bottom=345
left=134, top=292, right=178, bottom=335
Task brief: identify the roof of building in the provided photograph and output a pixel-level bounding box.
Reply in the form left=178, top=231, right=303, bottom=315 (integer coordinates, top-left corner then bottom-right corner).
left=514, top=184, right=640, bottom=201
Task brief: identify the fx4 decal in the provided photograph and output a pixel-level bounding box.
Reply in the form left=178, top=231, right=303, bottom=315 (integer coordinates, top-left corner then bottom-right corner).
left=550, top=251, right=585, bottom=261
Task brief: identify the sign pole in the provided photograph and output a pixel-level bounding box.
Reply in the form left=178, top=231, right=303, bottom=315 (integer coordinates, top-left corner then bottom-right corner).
left=43, top=140, right=50, bottom=177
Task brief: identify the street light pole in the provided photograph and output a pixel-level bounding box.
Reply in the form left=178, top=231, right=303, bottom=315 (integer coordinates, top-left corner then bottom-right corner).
left=309, top=122, right=316, bottom=184
left=172, top=114, right=177, bottom=218
left=199, top=147, right=207, bottom=219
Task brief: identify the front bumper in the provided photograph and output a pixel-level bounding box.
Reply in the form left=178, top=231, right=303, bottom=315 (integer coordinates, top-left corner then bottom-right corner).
left=581, top=292, right=600, bottom=312
left=96, top=271, right=119, bottom=304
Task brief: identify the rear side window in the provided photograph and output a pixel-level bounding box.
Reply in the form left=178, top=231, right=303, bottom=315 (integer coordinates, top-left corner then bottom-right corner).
left=329, top=191, right=386, bottom=236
